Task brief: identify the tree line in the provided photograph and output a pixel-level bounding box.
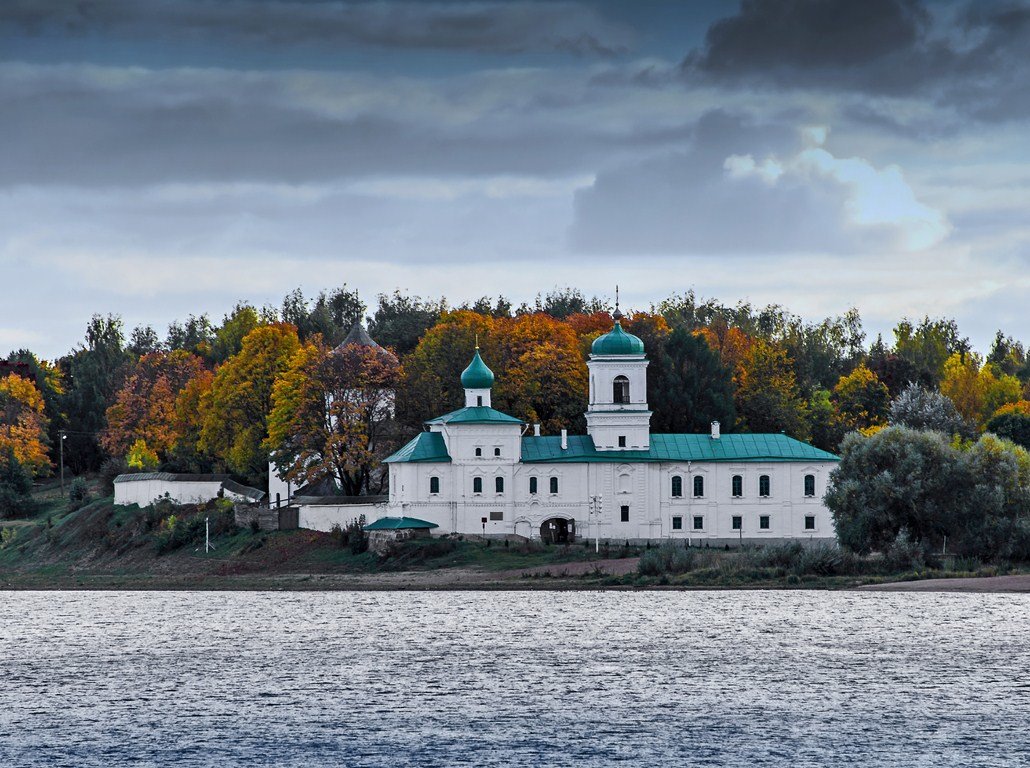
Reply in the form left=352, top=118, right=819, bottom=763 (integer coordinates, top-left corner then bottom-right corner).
left=2, top=286, right=1030, bottom=532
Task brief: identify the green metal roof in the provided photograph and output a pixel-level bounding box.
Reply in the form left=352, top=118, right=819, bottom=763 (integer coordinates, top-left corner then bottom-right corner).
left=383, top=431, right=451, bottom=463
left=364, top=516, right=439, bottom=531
left=460, top=348, right=495, bottom=389
left=520, top=433, right=839, bottom=463
left=591, top=320, right=645, bottom=356
left=426, top=406, right=524, bottom=426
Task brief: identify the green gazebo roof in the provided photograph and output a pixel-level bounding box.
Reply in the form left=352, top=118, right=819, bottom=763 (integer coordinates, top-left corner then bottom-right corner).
left=364, top=517, right=439, bottom=531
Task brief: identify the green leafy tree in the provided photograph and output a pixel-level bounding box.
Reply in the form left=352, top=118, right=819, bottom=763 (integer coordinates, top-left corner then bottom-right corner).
left=826, top=427, right=966, bottom=554
left=649, top=328, right=736, bottom=433
left=212, top=303, right=262, bottom=363
left=0, top=447, right=36, bottom=519
left=986, top=411, right=1030, bottom=451
left=59, top=314, right=131, bottom=472
left=893, top=317, right=970, bottom=387
left=368, top=291, right=443, bottom=356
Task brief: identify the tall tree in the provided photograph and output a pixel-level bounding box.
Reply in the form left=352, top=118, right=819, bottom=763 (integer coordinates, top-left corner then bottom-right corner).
left=831, top=363, right=890, bottom=434
left=648, top=327, right=736, bottom=433
left=266, top=337, right=401, bottom=496
left=212, top=303, right=262, bottom=363
left=368, top=291, right=443, bottom=356
left=101, top=350, right=207, bottom=461
left=0, top=374, right=51, bottom=478
left=200, top=323, right=300, bottom=483
left=60, top=314, right=131, bottom=472
left=733, top=341, right=809, bottom=439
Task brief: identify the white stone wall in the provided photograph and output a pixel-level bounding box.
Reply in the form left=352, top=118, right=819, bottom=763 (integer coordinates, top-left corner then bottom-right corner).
left=298, top=502, right=386, bottom=533
left=383, top=458, right=838, bottom=542
left=114, top=479, right=241, bottom=507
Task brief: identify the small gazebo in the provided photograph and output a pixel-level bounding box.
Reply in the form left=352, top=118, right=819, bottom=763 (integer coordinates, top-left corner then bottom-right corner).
left=363, top=517, right=438, bottom=552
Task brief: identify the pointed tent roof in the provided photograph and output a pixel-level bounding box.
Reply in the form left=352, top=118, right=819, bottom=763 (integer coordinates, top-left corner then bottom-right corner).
left=334, top=321, right=396, bottom=361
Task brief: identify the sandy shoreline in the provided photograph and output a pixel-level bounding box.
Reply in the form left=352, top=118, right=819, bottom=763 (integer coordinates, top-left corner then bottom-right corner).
left=858, top=574, right=1030, bottom=593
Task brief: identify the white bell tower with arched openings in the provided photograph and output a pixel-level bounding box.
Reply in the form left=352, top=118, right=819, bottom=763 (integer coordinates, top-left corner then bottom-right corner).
left=585, top=291, right=651, bottom=451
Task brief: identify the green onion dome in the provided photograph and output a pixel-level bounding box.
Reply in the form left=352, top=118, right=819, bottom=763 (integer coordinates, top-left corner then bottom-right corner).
left=591, top=320, right=645, bottom=356
left=460, top=348, right=495, bottom=388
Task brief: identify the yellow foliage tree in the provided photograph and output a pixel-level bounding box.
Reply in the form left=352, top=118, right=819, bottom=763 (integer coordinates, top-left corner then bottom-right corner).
left=126, top=438, right=159, bottom=471
left=199, top=323, right=300, bottom=481
left=942, top=352, right=1023, bottom=427
left=0, top=374, right=51, bottom=477
left=832, top=363, right=890, bottom=433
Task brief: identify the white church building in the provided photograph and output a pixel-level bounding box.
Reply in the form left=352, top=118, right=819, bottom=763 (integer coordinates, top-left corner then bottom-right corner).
left=382, top=309, right=840, bottom=545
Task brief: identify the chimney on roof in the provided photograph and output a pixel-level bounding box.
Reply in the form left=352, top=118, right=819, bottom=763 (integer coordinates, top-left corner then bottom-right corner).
left=533, top=423, right=541, bottom=437
left=560, top=429, right=568, bottom=450
left=711, top=421, right=720, bottom=440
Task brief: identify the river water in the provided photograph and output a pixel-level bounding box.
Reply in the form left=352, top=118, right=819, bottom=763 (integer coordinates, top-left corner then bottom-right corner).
left=0, top=590, right=1027, bottom=767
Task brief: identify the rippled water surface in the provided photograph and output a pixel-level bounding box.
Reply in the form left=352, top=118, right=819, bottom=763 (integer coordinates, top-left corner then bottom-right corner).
left=1, top=590, right=1028, bottom=767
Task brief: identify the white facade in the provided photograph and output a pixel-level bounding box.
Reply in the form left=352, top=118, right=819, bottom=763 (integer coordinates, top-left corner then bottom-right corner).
left=382, top=317, right=840, bottom=544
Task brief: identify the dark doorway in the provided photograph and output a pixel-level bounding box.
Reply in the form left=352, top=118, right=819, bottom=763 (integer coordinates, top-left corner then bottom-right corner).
left=540, top=517, right=575, bottom=544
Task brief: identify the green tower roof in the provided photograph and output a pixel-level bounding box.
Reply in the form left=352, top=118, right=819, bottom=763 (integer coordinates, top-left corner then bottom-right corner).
left=460, top=347, right=495, bottom=389
left=591, top=320, right=645, bottom=356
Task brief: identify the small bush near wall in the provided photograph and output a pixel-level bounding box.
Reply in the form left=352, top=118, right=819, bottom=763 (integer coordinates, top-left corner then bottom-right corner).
left=69, top=478, right=92, bottom=511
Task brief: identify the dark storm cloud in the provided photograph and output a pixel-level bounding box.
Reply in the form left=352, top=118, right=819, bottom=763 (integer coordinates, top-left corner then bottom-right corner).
left=0, top=65, right=694, bottom=186
left=684, top=0, right=1030, bottom=118
left=0, top=0, right=633, bottom=56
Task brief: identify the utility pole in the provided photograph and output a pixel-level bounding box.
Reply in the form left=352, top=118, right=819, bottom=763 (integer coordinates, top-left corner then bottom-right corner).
left=205, top=516, right=212, bottom=553
left=59, top=430, right=67, bottom=494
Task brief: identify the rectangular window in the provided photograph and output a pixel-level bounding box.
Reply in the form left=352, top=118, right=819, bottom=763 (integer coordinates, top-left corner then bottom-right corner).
left=731, top=515, right=742, bottom=531
left=804, top=474, right=816, bottom=497
left=732, top=475, right=743, bottom=498
left=672, top=516, right=682, bottom=530
left=429, top=476, right=440, bottom=494
left=495, top=476, right=504, bottom=493
left=693, top=475, right=704, bottom=497
left=549, top=476, right=559, bottom=494
left=759, top=475, right=771, bottom=497
left=490, top=510, right=503, bottom=521
left=759, top=515, right=770, bottom=530
left=620, top=505, right=630, bottom=522
left=618, top=436, right=627, bottom=447
left=477, top=396, right=483, bottom=406
left=693, top=516, right=704, bottom=531
left=529, top=476, right=538, bottom=495
left=805, top=516, right=816, bottom=531
left=473, top=477, right=482, bottom=494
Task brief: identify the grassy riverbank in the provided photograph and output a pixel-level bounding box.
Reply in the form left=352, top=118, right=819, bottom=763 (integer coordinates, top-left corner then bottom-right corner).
left=1, top=477, right=1027, bottom=591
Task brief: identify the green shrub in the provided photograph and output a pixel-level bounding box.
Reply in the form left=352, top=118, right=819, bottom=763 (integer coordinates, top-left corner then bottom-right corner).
left=638, top=542, right=696, bottom=576
left=69, top=477, right=92, bottom=510
left=0, top=449, right=36, bottom=519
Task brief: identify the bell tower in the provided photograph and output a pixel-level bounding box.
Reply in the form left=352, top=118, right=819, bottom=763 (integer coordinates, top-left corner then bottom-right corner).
left=585, top=289, right=651, bottom=450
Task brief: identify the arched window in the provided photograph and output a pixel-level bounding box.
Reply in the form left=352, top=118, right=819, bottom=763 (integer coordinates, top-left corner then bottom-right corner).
left=671, top=476, right=682, bottom=497
left=804, top=474, right=816, bottom=497
left=613, top=375, right=630, bottom=404
left=475, top=447, right=482, bottom=457
left=529, top=476, right=538, bottom=494
left=429, top=477, right=440, bottom=494
left=732, top=475, right=743, bottom=497
left=494, top=447, right=501, bottom=457
left=759, top=475, right=771, bottom=497
left=495, top=476, right=504, bottom=493
left=473, top=477, right=483, bottom=494
left=693, top=476, right=704, bottom=497
left=549, top=476, right=559, bottom=494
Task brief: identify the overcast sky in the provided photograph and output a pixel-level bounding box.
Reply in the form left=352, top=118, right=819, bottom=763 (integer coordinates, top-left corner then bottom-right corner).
left=3, top=0, right=1030, bottom=359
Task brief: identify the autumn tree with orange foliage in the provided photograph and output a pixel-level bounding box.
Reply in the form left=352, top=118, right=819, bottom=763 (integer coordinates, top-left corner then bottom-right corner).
left=266, top=337, right=401, bottom=495
left=200, top=323, right=300, bottom=482
left=101, top=350, right=208, bottom=462
left=0, top=374, right=51, bottom=477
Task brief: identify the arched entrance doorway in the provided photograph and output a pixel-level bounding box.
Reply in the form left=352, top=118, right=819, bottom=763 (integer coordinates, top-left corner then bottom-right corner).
left=540, top=517, right=575, bottom=544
